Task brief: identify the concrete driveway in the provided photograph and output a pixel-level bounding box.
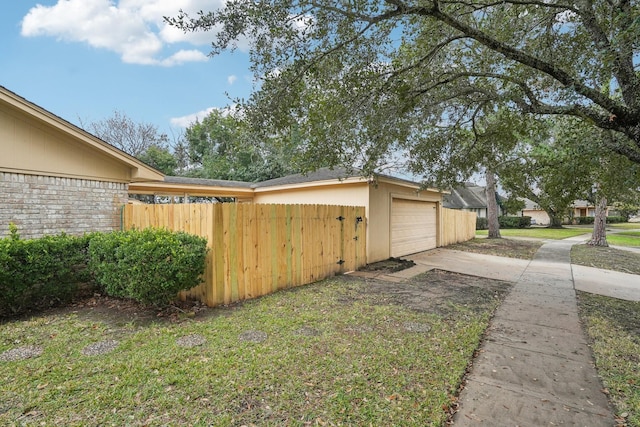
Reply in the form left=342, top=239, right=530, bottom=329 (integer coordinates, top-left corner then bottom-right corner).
left=402, top=247, right=640, bottom=302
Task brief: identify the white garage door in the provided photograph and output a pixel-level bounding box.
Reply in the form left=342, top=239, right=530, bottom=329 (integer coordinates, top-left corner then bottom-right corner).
left=391, top=199, right=437, bottom=257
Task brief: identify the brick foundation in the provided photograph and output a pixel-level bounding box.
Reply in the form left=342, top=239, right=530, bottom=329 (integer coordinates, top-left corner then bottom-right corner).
left=0, top=172, right=128, bottom=239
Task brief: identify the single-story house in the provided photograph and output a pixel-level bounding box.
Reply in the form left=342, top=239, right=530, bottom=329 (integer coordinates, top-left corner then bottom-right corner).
left=443, top=183, right=506, bottom=218
left=443, top=183, right=488, bottom=218
left=1, top=85, right=449, bottom=263
left=0, top=86, right=163, bottom=239
left=520, top=199, right=611, bottom=225
left=130, top=169, right=447, bottom=263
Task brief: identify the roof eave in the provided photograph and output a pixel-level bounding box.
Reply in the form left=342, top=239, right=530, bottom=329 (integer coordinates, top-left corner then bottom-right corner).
left=0, top=86, right=164, bottom=183
left=129, top=181, right=255, bottom=197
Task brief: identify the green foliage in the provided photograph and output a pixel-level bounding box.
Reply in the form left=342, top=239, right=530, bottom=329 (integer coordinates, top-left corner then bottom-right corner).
left=500, top=197, right=526, bottom=216
left=168, top=0, right=640, bottom=181
left=183, top=109, right=303, bottom=182
left=612, top=201, right=640, bottom=221
left=1, top=227, right=208, bottom=316
left=88, top=228, right=208, bottom=307
left=137, top=144, right=178, bottom=175
left=0, top=230, right=91, bottom=317
left=576, top=215, right=625, bottom=225
left=476, top=217, right=488, bottom=230
left=576, top=216, right=595, bottom=225
left=605, top=216, right=626, bottom=224
left=498, top=216, right=531, bottom=229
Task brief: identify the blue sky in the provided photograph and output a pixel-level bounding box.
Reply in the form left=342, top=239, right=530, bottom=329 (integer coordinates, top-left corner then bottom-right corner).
left=0, top=0, right=253, bottom=141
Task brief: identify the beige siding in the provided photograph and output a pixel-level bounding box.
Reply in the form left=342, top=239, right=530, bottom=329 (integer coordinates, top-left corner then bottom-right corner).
left=369, top=182, right=442, bottom=262
left=0, top=106, right=137, bottom=182
left=523, top=209, right=551, bottom=225
left=391, top=199, right=437, bottom=257
left=254, top=179, right=444, bottom=263
left=253, top=182, right=369, bottom=207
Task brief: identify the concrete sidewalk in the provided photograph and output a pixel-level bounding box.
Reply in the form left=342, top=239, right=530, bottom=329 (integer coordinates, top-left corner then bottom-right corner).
left=392, top=239, right=638, bottom=426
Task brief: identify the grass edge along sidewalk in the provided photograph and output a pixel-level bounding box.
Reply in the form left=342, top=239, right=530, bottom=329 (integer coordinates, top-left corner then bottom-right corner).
left=0, top=272, right=506, bottom=426
left=452, top=237, right=640, bottom=427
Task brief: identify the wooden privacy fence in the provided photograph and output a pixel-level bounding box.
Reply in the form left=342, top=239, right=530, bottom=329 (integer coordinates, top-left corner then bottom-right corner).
left=441, top=208, right=477, bottom=246
left=122, top=203, right=366, bottom=307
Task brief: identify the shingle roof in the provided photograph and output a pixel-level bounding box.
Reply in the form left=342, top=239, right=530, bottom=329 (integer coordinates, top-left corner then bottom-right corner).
left=251, top=167, right=423, bottom=189
left=251, top=167, right=362, bottom=188
left=443, top=184, right=487, bottom=209
left=164, top=175, right=254, bottom=188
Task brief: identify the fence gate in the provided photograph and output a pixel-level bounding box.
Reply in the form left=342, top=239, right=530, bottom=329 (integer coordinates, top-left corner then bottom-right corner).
left=122, top=203, right=367, bottom=307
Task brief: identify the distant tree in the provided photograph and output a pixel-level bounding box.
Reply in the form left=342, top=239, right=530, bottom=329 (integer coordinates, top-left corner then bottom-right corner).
left=579, top=128, right=640, bottom=245
left=137, top=145, right=178, bottom=175
left=612, top=201, right=640, bottom=222
left=83, top=110, right=168, bottom=157
left=183, top=108, right=302, bottom=182
left=498, top=117, right=640, bottom=240
left=500, top=197, right=526, bottom=216
left=497, top=120, right=594, bottom=228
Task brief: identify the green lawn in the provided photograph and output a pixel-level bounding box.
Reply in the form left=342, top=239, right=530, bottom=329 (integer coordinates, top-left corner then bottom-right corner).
left=0, top=277, right=498, bottom=426
left=607, top=231, right=640, bottom=247
left=578, top=293, right=640, bottom=427
left=476, top=227, right=590, bottom=240
left=608, top=223, right=640, bottom=230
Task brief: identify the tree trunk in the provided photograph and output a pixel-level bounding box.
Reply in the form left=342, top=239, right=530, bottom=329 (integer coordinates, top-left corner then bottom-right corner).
left=588, top=195, right=608, bottom=247
left=547, top=210, right=564, bottom=228
left=485, top=169, right=501, bottom=239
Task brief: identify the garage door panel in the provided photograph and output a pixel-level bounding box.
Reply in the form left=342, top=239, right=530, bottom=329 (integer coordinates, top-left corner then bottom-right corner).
left=391, top=199, right=436, bottom=257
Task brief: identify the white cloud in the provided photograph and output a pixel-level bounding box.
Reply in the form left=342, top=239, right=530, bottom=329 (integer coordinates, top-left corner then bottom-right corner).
left=170, top=107, right=217, bottom=127
left=160, top=49, right=208, bottom=66
left=227, top=75, right=237, bottom=85
left=20, top=0, right=227, bottom=66
left=170, top=104, right=240, bottom=127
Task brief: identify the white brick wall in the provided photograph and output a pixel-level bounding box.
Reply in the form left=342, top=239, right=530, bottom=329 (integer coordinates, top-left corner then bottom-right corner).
left=0, top=172, right=129, bottom=239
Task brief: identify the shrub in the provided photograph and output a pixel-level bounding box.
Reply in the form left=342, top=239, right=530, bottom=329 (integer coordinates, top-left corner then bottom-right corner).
left=498, top=216, right=531, bottom=229
left=88, top=228, right=208, bottom=307
left=606, top=216, right=625, bottom=224
left=576, top=216, right=595, bottom=225
left=476, top=217, right=488, bottom=230
left=0, top=228, right=91, bottom=317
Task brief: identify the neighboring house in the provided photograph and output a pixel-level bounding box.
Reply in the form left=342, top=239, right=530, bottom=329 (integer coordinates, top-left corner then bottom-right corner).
left=0, top=86, right=163, bottom=239
left=571, top=200, right=610, bottom=218
left=520, top=199, right=611, bottom=225
left=130, top=168, right=447, bottom=263
left=520, top=199, right=551, bottom=225
left=443, top=183, right=505, bottom=218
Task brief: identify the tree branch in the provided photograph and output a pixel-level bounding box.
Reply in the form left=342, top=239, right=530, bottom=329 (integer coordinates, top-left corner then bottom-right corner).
left=410, top=3, right=632, bottom=122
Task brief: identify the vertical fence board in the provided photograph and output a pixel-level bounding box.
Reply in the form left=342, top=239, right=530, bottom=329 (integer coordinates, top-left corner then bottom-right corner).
left=123, top=203, right=368, bottom=307
left=441, top=208, right=476, bottom=246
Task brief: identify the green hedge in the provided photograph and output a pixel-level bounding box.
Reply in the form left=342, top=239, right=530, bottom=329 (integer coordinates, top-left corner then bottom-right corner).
left=606, top=216, right=625, bottom=224
left=88, top=228, right=208, bottom=307
left=576, top=216, right=625, bottom=224
left=476, top=217, right=488, bottom=230
left=0, top=225, right=91, bottom=317
left=576, top=216, right=595, bottom=224
left=498, top=216, right=532, bottom=229
left=1, top=226, right=208, bottom=316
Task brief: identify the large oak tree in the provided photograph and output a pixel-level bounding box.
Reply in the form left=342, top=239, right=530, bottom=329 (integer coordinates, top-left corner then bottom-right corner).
left=168, top=0, right=640, bottom=180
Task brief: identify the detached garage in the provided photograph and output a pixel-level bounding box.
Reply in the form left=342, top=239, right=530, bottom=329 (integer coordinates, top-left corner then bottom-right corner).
left=250, top=168, right=445, bottom=263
